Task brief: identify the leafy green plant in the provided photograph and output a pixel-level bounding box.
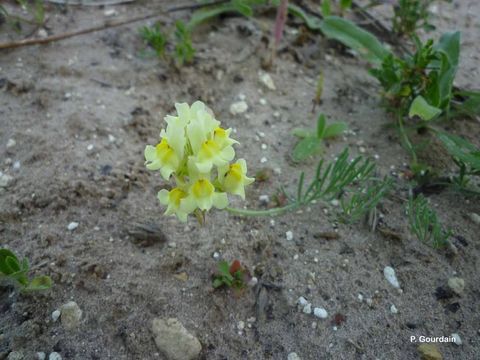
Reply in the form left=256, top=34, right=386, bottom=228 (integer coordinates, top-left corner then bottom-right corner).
left=340, top=177, right=393, bottom=223
left=140, top=23, right=167, bottom=58
left=291, top=113, right=347, bottom=162
left=212, top=260, right=250, bottom=291
left=227, top=148, right=375, bottom=216
left=0, top=248, right=52, bottom=292
left=392, top=0, right=436, bottom=37
left=174, top=20, right=195, bottom=66
left=407, top=195, right=451, bottom=248
left=1, top=0, right=45, bottom=30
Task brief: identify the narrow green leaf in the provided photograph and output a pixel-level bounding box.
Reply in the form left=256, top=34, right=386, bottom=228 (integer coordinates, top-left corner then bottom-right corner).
left=292, top=137, right=322, bottom=162
left=321, top=0, right=331, bottom=17
left=316, top=114, right=326, bottom=138
left=437, top=132, right=480, bottom=171
left=409, top=95, right=442, bottom=121
left=434, top=31, right=460, bottom=68
left=287, top=3, right=323, bottom=31
left=323, top=122, right=348, bottom=138
left=319, top=16, right=391, bottom=65
left=292, top=128, right=311, bottom=138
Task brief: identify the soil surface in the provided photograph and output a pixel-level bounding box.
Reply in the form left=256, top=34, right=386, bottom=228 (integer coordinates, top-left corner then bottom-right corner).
left=1, top=1, right=479, bottom=359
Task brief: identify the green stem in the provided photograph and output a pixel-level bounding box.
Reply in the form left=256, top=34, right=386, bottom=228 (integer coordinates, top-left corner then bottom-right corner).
left=225, top=203, right=299, bottom=217
left=397, top=115, right=418, bottom=164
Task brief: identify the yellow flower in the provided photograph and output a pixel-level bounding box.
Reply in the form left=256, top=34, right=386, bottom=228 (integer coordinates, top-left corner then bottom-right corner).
left=160, top=114, right=188, bottom=159
left=186, top=104, right=220, bottom=154
left=158, top=188, right=189, bottom=222
left=218, top=159, right=254, bottom=199
left=181, top=178, right=228, bottom=212
left=144, top=138, right=181, bottom=180
left=195, top=138, right=235, bottom=173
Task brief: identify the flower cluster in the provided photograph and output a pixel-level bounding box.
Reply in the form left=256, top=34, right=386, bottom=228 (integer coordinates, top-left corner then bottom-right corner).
left=145, top=101, right=254, bottom=222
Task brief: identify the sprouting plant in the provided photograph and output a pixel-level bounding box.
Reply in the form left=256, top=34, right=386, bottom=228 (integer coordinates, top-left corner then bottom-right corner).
left=312, top=71, right=324, bottom=111
left=436, top=132, right=480, bottom=192
left=140, top=23, right=167, bottom=58
left=174, top=20, right=196, bottom=66
left=392, top=0, right=436, bottom=37
left=340, top=177, right=393, bottom=224
left=212, top=260, right=250, bottom=291
left=321, top=0, right=352, bottom=17
left=227, top=148, right=375, bottom=216
left=407, top=195, right=451, bottom=248
left=291, top=113, right=347, bottom=162
left=0, top=0, right=45, bottom=30
left=0, top=248, right=52, bottom=292
left=144, top=101, right=254, bottom=223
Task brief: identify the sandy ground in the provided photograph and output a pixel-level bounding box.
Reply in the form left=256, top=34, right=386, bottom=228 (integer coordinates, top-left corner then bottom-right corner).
left=1, top=1, right=479, bottom=359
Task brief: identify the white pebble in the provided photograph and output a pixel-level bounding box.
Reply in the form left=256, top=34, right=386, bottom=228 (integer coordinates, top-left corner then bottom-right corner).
left=212, top=252, right=220, bottom=259
left=359, top=146, right=366, bottom=154
left=451, top=333, right=462, bottom=345
left=108, top=134, right=116, bottom=143
left=259, top=98, right=267, bottom=105
left=237, top=321, right=245, bottom=330
left=302, top=303, right=312, bottom=314
left=258, top=72, right=276, bottom=90
left=0, top=173, right=13, bottom=188
left=104, top=8, right=118, bottom=17
left=384, top=266, right=400, bottom=289
left=285, top=231, right=293, bottom=241
left=297, top=296, right=308, bottom=306
left=357, top=294, right=363, bottom=302
left=51, top=310, right=61, bottom=322
left=87, top=144, right=94, bottom=151
left=67, top=222, right=79, bottom=231
left=49, top=353, right=62, bottom=360
left=390, top=304, right=398, bottom=314
left=13, top=161, right=21, bottom=170
left=261, top=143, right=267, bottom=150
left=229, top=101, right=248, bottom=115
left=330, top=199, right=340, bottom=207
left=293, top=254, right=299, bottom=260
left=6, top=138, right=16, bottom=148
left=36, top=352, right=46, bottom=360
left=260, top=157, right=267, bottom=163
left=269, top=219, right=275, bottom=227
left=313, top=307, right=328, bottom=319
left=287, top=352, right=301, bottom=360
left=238, top=93, right=246, bottom=101
left=259, top=195, right=270, bottom=204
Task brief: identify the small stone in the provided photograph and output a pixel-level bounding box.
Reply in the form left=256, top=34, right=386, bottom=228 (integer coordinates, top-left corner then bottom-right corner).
left=151, top=318, right=201, bottom=360
left=212, top=252, right=220, bottom=259
left=173, top=272, right=188, bottom=282
left=469, top=213, right=480, bottom=225
left=37, top=28, right=48, bottom=38
left=366, top=298, right=373, bottom=307
left=451, top=333, right=462, bottom=346
left=297, top=297, right=308, bottom=307
left=287, top=353, right=301, bottom=360
left=67, top=222, right=79, bottom=231
left=259, top=72, right=276, bottom=90
left=447, top=277, right=465, bottom=296
left=260, top=157, right=267, bottom=163
left=13, top=161, right=20, bottom=170
left=48, top=353, right=62, bottom=360
left=6, top=138, right=16, bottom=148
left=87, top=144, right=94, bottom=151
left=330, top=199, right=340, bottom=207
left=302, top=303, right=312, bottom=314
left=259, top=98, right=267, bottom=105
left=359, top=146, right=366, bottom=154
left=108, top=134, right=116, bottom=143
left=313, top=307, right=328, bottom=319
left=0, top=173, right=13, bottom=188
left=390, top=304, right=398, bottom=314
left=35, top=353, right=46, bottom=360
left=248, top=277, right=258, bottom=287
left=357, top=294, right=363, bottom=302
left=104, top=8, right=118, bottom=17
left=285, top=231, right=293, bottom=241
left=237, top=321, right=245, bottom=330
left=51, top=310, right=61, bottom=322
left=384, top=266, right=400, bottom=289
left=168, top=242, right=177, bottom=248
left=7, top=352, right=24, bottom=360
left=417, top=343, right=442, bottom=360
left=259, top=195, right=269, bottom=204
left=261, top=143, right=267, bottom=150
left=60, top=301, right=82, bottom=329
left=229, top=101, right=248, bottom=115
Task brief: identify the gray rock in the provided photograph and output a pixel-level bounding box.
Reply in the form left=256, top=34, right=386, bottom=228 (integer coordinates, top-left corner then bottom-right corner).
left=35, top=353, right=46, bottom=360
left=229, top=101, right=248, bottom=115
left=469, top=212, right=480, bottom=225
left=151, top=318, right=201, bottom=360
left=60, top=301, right=82, bottom=329
left=48, top=353, right=62, bottom=360
left=0, top=173, right=13, bottom=188
left=7, top=352, right=24, bottom=360
left=287, top=352, right=301, bottom=360
left=448, top=277, right=465, bottom=296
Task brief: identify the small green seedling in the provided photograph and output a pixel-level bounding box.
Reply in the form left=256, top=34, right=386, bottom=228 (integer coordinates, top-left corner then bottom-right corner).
left=407, top=195, right=451, bottom=248
left=0, top=248, right=52, bottom=292
left=392, top=0, right=436, bottom=37
left=174, top=20, right=195, bottom=66
left=140, top=23, right=167, bottom=58
left=340, top=177, right=393, bottom=224
left=212, top=260, right=250, bottom=291
left=437, top=132, right=480, bottom=191
left=292, top=113, right=347, bottom=162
